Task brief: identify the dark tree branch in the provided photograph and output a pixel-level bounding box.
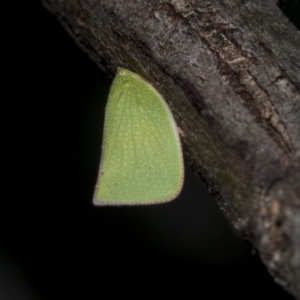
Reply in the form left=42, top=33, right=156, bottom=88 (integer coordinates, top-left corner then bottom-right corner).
left=41, top=0, right=300, bottom=298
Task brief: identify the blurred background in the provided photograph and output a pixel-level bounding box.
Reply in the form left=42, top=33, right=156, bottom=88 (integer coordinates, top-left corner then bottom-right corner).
left=1, top=1, right=299, bottom=299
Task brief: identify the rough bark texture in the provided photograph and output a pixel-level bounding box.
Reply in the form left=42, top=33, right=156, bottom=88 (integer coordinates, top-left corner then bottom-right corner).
left=41, top=0, right=300, bottom=298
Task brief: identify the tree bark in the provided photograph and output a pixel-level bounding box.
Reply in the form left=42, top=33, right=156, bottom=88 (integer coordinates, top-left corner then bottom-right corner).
left=41, top=0, right=300, bottom=298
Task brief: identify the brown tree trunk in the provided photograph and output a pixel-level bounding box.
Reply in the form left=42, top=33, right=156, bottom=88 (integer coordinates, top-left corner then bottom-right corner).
left=41, top=0, right=300, bottom=298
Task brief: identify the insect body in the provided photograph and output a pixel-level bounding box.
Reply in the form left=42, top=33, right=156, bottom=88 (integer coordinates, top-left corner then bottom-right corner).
left=93, top=68, right=184, bottom=205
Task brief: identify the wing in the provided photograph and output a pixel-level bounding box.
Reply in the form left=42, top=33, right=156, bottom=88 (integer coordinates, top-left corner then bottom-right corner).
left=93, top=69, right=184, bottom=205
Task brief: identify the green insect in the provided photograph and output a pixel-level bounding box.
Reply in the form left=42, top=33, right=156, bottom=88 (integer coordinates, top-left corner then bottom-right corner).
left=93, top=68, right=184, bottom=205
